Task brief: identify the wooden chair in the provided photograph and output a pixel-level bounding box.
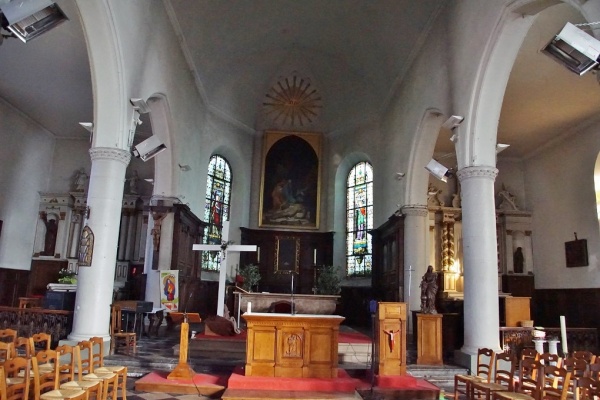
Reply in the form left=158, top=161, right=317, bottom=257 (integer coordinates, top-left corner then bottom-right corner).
left=573, top=351, right=595, bottom=365
left=454, top=348, right=495, bottom=399
left=73, top=341, right=117, bottom=400
left=0, top=366, right=7, bottom=400
left=0, top=329, right=17, bottom=345
left=575, top=377, right=600, bottom=400
left=563, top=357, right=588, bottom=396
left=89, top=337, right=127, bottom=400
left=514, top=359, right=544, bottom=397
left=0, top=341, right=15, bottom=362
left=539, top=365, right=571, bottom=400
left=471, top=352, right=517, bottom=400
left=32, top=333, right=52, bottom=352
left=521, top=349, right=539, bottom=362
left=15, top=337, right=34, bottom=358
left=18, top=297, right=42, bottom=309
left=109, top=305, right=136, bottom=355
left=585, top=363, right=600, bottom=380
left=30, top=354, right=88, bottom=400
left=57, top=345, right=103, bottom=400
left=539, top=352, right=562, bottom=367
left=3, top=356, right=30, bottom=400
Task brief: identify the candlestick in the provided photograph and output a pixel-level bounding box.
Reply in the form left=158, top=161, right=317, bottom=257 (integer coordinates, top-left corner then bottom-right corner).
left=247, top=302, right=252, bottom=314
left=560, top=316, right=568, bottom=355
left=313, top=249, right=317, bottom=264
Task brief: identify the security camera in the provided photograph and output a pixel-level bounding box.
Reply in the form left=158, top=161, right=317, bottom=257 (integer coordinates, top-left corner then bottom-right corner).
left=132, top=136, right=166, bottom=162
left=442, top=115, right=464, bottom=130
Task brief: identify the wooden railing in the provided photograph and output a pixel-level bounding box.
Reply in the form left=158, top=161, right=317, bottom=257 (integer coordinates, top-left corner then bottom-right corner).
left=0, top=306, right=73, bottom=347
left=500, top=327, right=598, bottom=357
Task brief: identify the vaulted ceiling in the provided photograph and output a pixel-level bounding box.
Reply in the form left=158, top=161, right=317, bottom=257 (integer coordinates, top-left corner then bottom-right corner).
left=0, top=1, right=598, bottom=160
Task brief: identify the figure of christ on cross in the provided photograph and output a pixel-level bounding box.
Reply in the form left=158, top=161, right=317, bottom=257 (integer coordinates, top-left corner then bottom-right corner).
left=193, top=220, right=257, bottom=316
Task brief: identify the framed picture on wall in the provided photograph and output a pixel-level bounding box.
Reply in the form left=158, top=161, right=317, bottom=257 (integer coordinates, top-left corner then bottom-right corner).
left=274, top=236, right=300, bottom=274
left=565, top=239, right=588, bottom=268
left=259, top=131, right=322, bottom=229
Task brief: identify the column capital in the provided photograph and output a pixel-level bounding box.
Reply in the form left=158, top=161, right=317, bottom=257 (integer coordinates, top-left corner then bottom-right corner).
left=89, top=147, right=131, bottom=166
left=401, top=205, right=428, bottom=217
left=456, top=166, right=498, bottom=183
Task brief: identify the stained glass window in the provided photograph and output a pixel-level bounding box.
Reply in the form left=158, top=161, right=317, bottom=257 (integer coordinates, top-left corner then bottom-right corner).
left=346, top=161, right=373, bottom=276
left=202, top=155, right=232, bottom=271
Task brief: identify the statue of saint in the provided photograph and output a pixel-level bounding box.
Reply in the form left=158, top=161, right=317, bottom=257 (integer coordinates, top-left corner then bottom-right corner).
left=497, top=185, right=519, bottom=210
left=73, top=168, right=89, bottom=192
left=41, top=212, right=58, bottom=257
left=513, top=247, right=524, bottom=273
left=420, top=265, right=438, bottom=314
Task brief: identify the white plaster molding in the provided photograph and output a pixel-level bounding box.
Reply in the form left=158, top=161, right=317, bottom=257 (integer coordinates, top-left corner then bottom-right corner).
left=89, top=147, right=131, bottom=165
left=456, top=166, right=498, bottom=182
left=401, top=205, right=429, bottom=217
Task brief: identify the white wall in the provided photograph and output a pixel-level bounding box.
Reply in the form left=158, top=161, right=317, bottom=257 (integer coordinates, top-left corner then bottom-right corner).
left=0, top=99, right=55, bottom=270
left=526, top=120, right=600, bottom=289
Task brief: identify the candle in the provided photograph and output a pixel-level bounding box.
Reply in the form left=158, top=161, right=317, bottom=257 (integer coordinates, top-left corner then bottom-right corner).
left=257, top=247, right=260, bottom=263
left=247, top=302, right=252, bottom=314
left=560, top=316, right=568, bottom=355
left=313, top=249, right=317, bottom=264
left=291, top=273, right=294, bottom=294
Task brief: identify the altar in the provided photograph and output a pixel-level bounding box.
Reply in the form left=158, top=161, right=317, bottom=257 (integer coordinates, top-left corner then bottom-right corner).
left=234, top=291, right=340, bottom=322
left=242, top=312, right=345, bottom=378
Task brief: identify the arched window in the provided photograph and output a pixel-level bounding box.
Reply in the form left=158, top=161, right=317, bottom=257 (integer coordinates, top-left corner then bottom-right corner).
left=346, top=161, right=373, bottom=276
left=202, top=155, right=232, bottom=271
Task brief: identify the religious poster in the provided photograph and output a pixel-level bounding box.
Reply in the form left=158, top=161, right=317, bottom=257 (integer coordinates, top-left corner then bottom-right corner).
left=159, top=270, right=179, bottom=311
left=259, top=131, right=321, bottom=229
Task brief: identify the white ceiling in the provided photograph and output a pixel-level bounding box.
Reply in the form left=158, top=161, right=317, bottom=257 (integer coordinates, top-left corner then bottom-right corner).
left=0, top=1, right=598, bottom=159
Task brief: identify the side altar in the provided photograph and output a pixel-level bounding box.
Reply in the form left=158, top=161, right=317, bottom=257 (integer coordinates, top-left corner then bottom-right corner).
left=242, top=312, right=344, bottom=378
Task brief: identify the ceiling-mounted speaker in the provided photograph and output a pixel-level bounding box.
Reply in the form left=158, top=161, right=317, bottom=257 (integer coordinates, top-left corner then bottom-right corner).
left=541, top=22, right=600, bottom=75
left=0, top=0, right=68, bottom=43
left=425, top=159, right=449, bottom=183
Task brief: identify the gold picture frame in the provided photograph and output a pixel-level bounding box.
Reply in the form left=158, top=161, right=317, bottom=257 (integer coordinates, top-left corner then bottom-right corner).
left=274, top=236, right=300, bottom=274
left=259, top=131, right=321, bottom=229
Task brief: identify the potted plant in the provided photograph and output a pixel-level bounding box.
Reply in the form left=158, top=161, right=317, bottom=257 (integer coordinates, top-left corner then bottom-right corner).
left=316, top=265, right=341, bottom=295
left=238, top=264, right=261, bottom=292
left=57, top=268, right=77, bottom=284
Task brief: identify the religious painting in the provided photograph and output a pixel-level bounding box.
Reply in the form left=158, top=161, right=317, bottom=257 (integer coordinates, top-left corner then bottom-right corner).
left=565, top=239, right=588, bottom=268
left=259, top=131, right=321, bottom=229
left=275, top=236, right=300, bottom=274
left=160, top=270, right=179, bottom=311
left=78, top=225, right=94, bottom=267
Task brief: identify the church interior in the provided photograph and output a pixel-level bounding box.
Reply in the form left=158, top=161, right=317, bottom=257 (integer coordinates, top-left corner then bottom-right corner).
left=2, top=0, right=600, bottom=398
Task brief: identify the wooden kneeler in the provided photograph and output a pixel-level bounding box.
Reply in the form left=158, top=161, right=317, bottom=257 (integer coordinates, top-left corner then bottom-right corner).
left=167, top=312, right=201, bottom=380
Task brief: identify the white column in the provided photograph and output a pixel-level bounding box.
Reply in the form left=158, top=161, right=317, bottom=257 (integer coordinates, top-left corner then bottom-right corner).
left=457, top=166, right=501, bottom=355
left=69, top=147, right=130, bottom=342
left=402, top=205, right=429, bottom=332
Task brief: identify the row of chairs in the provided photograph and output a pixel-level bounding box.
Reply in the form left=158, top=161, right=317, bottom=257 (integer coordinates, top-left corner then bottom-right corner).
left=1, top=336, right=127, bottom=400
left=455, top=348, right=600, bottom=400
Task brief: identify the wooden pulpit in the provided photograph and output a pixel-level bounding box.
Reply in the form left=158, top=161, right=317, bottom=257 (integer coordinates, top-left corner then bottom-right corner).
left=377, top=302, right=407, bottom=376
left=167, top=312, right=201, bottom=380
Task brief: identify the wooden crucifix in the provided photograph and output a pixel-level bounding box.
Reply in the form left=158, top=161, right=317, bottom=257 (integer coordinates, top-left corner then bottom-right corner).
left=193, top=220, right=256, bottom=316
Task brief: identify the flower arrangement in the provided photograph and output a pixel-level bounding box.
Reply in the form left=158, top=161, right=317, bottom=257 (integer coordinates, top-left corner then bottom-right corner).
left=58, top=268, right=77, bottom=284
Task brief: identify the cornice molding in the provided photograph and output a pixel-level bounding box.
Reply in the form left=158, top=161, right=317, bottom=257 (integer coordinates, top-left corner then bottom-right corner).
left=456, top=166, right=498, bottom=182
left=89, top=147, right=131, bottom=166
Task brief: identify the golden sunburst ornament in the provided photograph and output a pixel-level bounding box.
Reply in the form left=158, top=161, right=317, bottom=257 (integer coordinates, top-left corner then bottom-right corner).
left=263, top=74, right=322, bottom=127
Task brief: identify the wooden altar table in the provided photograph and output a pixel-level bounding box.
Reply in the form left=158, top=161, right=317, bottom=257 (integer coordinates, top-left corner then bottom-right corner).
left=242, top=312, right=344, bottom=378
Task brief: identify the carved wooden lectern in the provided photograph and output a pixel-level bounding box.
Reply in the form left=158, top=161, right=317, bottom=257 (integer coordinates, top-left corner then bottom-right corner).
left=377, top=302, right=407, bottom=376
left=167, top=312, right=202, bottom=380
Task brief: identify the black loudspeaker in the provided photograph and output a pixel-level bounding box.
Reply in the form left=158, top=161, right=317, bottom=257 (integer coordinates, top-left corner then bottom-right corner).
left=43, top=291, right=76, bottom=311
